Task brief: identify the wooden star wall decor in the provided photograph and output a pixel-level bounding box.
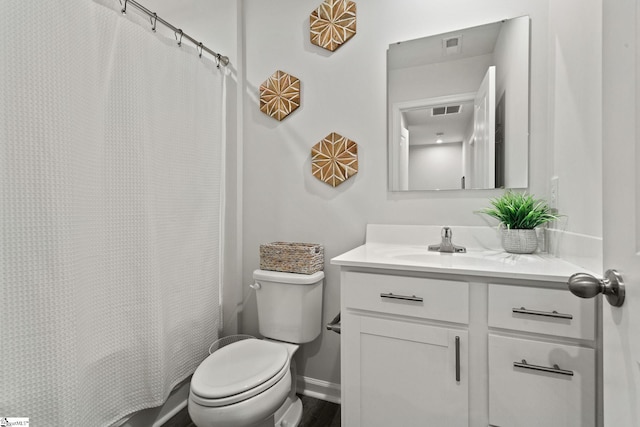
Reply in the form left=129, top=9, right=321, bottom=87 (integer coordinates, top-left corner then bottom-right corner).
left=310, top=0, right=357, bottom=52
left=311, top=132, right=358, bottom=187
left=259, top=70, right=301, bottom=121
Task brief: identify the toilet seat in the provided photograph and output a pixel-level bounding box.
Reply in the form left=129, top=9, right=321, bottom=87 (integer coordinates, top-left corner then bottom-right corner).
left=190, top=339, right=290, bottom=407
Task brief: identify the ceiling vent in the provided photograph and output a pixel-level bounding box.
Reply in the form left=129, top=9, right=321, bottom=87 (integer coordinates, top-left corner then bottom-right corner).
left=432, top=105, right=462, bottom=116
left=442, top=35, right=462, bottom=55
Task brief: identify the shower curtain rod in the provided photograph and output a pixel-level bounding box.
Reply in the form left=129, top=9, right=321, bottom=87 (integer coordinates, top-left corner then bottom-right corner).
left=119, top=0, right=229, bottom=67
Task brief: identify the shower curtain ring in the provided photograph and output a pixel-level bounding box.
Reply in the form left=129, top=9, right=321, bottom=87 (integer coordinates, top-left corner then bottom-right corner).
left=197, top=43, right=203, bottom=58
left=121, top=0, right=127, bottom=15
left=175, top=29, right=183, bottom=47
left=215, top=54, right=221, bottom=69
left=150, top=13, right=157, bottom=32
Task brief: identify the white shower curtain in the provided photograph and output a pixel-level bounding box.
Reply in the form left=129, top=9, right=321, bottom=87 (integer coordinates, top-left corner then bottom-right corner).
left=1, top=2, right=222, bottom=426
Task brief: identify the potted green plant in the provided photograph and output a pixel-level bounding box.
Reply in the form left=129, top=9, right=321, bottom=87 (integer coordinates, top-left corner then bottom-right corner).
left=479, top=191, right=560, bottom=254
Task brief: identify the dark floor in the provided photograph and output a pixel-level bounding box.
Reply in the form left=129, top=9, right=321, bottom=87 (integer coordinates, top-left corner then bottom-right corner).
left=297, top=394, right=341, bottom=427
left=165, top=394, right=340, bottom=427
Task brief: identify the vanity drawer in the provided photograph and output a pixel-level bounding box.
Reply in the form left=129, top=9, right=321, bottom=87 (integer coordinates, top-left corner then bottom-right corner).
left=488, top=283, right=595, bottom=340
left=341, top=271, right=468, bottom=324
left=488, top=334, right=595, bottom=427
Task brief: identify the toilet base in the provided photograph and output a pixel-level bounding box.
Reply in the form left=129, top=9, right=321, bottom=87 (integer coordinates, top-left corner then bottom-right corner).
left=245, top=395, right=302, bottom=427
left=271, top=342, right=302, bottom=427
left=274, top=395, right=303, bottom=427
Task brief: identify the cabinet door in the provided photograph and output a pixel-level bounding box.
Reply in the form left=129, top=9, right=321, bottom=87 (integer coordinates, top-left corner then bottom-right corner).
left=488, top=334, right=595, bottom=427
left=342, top=314, right=469, bottom=427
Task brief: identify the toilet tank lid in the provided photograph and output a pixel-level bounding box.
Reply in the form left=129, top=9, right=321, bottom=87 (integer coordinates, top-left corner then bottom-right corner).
left=253, top=269, right=324, bottom=284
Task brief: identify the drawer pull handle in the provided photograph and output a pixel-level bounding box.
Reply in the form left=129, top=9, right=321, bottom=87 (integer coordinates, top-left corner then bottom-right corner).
left=455, top=336, right=461, bottom=382
left=514, top=359, right=574, bottom=376
left=380, top=292, right=423, bottom=302
left=512, top=307, right=573, bottom=320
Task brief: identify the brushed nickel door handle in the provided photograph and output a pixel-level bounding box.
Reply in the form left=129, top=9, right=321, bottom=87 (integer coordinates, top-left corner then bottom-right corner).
left=567, top=269, right=625, bottom=307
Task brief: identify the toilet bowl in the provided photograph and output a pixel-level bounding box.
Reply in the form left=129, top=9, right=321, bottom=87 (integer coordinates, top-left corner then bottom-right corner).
left=188, top=339, right=297, bottom=427
left=188, top=269, right=324, bottom=427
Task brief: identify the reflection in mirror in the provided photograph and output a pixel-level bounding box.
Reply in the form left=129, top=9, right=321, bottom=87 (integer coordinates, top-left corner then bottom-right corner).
left=388, top=16, right=530, bottom=191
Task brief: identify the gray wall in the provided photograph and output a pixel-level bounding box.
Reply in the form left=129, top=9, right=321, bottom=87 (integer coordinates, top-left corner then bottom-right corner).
left=409, top=143, right=464, bottom=190
left=240, top=0, right=602, bottom=387
left=152, top=0, right=603, bottom=388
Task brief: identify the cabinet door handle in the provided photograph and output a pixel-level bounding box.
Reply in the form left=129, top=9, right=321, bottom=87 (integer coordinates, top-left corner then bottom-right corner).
left=512, top=307, right=573, bottom=320
left=455, top=336, right=461, bottom=382
left=380, top=292, right=423, bottom=302
left=513, top=359, right=574, bottom=376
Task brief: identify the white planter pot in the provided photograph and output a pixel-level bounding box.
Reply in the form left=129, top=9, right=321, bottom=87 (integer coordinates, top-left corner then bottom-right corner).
left=501, top=228, right=538, bottom=254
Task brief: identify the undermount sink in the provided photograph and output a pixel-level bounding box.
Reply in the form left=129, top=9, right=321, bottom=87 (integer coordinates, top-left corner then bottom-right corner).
left=330, top=224, right=586, bottom=282
left=361, top=242, right=542, bottom=272
left=389, top=247, right=537, bottom=266
left=368, top=244, right=481, bottom=258
left=391, top=248, right=477, bottom=261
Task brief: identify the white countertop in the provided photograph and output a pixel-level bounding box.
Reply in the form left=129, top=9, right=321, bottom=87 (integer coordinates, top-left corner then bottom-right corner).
left=330, top=225, right=595, bottom=282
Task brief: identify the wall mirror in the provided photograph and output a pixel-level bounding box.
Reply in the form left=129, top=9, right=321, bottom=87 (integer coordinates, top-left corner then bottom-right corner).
left=388, top=16, right=530, bottom=191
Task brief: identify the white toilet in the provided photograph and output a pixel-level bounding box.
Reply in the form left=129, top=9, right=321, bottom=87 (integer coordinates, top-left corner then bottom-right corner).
left=188, top=269, right=325, bottom=427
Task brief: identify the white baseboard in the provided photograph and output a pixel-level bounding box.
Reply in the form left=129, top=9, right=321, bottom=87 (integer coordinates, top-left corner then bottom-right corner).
left=296, top=375, right=341, bottom=405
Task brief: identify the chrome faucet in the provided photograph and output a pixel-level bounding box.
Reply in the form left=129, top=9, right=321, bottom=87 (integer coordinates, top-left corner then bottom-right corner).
left=428, top=227, right=466, bottom=253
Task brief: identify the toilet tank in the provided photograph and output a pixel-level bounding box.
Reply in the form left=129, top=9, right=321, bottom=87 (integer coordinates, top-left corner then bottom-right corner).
left=252, top=269, right=324, bottom=343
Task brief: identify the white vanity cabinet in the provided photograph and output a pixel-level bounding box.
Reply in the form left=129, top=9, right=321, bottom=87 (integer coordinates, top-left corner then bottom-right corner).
left=341, top=271, right=470, bottom=427
left=487, top=284, right=597, bottom=427
left=332, top=224, right=600, bottom=427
